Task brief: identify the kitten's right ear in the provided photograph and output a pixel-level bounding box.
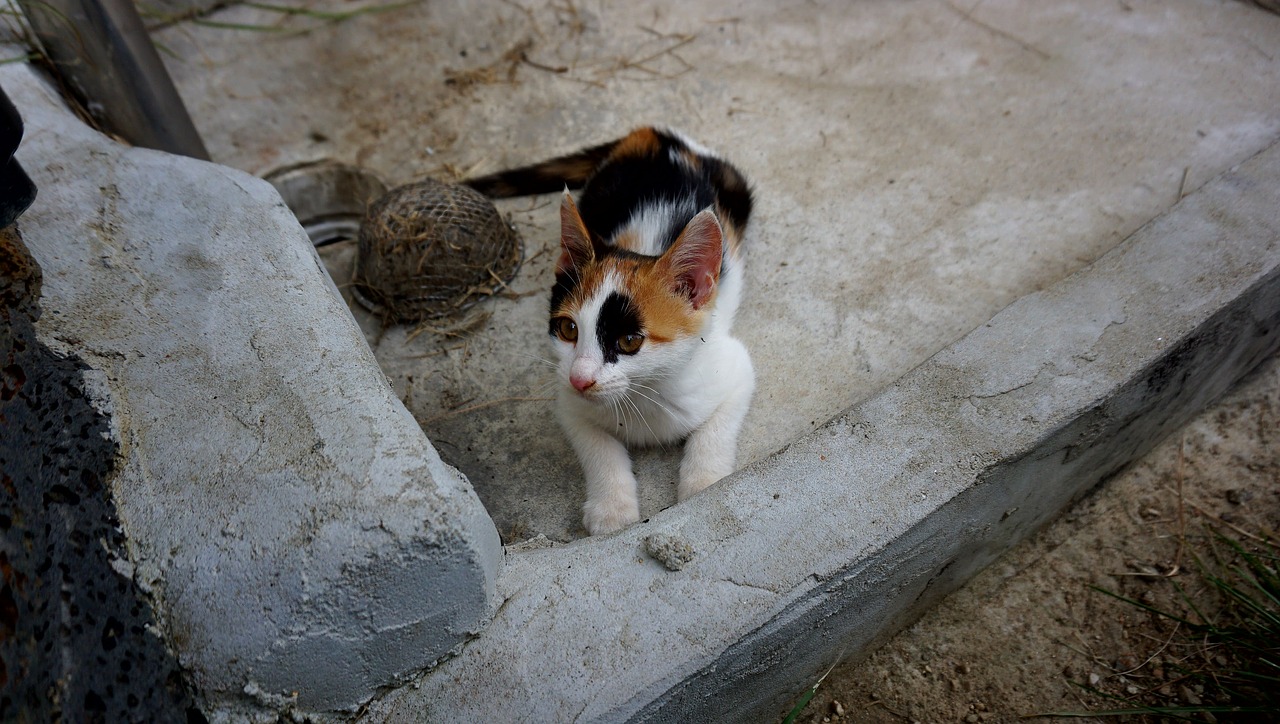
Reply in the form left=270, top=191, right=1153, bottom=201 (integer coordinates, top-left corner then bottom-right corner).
left=559, top=191, right=594, bottom=274
left=659, top=209, right=723, bottom=310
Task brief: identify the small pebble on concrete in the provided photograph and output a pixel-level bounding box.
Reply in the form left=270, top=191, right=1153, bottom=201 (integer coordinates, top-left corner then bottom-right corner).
left=644, top=534, right=696, bottom=571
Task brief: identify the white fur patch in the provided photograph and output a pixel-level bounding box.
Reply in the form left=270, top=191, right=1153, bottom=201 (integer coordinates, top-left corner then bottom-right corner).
left=620, top=198, right=699, bottom=256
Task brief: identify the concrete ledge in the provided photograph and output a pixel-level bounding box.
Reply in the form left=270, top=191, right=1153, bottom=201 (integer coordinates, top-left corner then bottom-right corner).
left=6, top=64, right=502, bottom=718
left=367, top=141, right=1280, bottom=720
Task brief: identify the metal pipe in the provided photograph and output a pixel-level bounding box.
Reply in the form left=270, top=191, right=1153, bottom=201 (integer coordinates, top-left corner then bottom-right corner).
left=16, top=0, right=210, bottom=160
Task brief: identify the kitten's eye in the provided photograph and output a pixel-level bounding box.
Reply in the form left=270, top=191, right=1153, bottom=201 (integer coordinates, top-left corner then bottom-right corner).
left=617, top=333, right=644, bottom=355
left=554, top=317, right=578, bottom=343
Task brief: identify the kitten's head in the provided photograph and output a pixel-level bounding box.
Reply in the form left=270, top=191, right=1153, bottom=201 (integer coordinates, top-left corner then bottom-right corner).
left=549, top=192, right=723, bottom=401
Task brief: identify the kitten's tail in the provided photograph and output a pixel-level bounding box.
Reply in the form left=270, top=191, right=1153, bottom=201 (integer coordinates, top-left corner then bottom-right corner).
left=462, top=137, right=622, bottom=199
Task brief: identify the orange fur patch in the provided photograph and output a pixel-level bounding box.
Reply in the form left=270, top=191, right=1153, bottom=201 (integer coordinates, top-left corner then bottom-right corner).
left=553, top=262, right=608, bottom=318
left=628, top=259, right=712, bottom=344
left=610, top=229, right=644, bottom=255
left=544, top=157, right=600, bottom=184
left=608, top=127, right=661, bottom=162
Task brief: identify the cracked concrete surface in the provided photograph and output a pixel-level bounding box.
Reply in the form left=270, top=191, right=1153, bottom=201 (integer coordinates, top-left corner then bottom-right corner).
left=152, top=0, right=1280, bottom=542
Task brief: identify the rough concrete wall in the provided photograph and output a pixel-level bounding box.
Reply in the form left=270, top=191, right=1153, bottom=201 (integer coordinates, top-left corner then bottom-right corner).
left=0, top=225, right=195, bottom=721
left=6, top=62, right=503, bottom=719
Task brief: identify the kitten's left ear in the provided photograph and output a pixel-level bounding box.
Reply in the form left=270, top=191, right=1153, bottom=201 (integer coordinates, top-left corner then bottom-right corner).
left=660, top=209, right=723, bottom=310
left=558, top=190, right=595, bottom=274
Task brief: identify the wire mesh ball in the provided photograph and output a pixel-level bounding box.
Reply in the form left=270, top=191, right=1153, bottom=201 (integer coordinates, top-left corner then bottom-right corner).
left=352, top=178, right=521, bottom=324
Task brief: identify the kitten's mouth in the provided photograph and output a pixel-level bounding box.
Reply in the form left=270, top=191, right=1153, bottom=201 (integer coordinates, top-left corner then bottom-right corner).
left=572, top=383, right=621, bottom=402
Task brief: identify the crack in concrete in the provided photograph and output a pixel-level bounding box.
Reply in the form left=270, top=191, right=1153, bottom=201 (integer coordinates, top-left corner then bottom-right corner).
left=970, top=367, right=1046, bottom=401
left=722, top=577, right=781, bottom=595
left=247, top=332, right=269, bottom=365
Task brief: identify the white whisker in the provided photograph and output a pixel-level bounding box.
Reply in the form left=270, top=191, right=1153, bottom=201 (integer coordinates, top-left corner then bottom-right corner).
left=532, top=380, right=562, bottom=398
left=622, top=391, right=660, bottom=444
left=629, top=384, right=675, bottom=418
left=510, top=349, right=560, bottom=370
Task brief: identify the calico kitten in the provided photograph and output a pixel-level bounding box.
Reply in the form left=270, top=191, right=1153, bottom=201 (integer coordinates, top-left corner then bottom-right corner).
left=466, top=127, right=755, bottom=536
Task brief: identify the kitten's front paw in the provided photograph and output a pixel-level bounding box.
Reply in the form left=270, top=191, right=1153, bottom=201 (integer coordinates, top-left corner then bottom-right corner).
left=677, top=470, right=725, bottom=502
left=583, top=497, right=640, bottom=536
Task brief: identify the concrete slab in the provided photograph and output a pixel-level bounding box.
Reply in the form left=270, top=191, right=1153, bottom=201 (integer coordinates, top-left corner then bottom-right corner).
left=154, top=0, right=1280, bottom=542
left=6, top=0, right=1278, bottom=719
left=363, top=137, right=1280, bottom=723
left=5, top=63, right=501, bottom=717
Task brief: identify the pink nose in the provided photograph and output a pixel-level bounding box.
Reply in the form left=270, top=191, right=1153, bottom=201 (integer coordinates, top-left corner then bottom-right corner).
left=570, top=374, right=596, bottom=392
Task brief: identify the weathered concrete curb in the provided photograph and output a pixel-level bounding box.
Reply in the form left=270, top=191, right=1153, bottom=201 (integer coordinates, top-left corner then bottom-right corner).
left=6, top=64, right=502, bottom=719
left=366, top=141, right=1280, bottom=720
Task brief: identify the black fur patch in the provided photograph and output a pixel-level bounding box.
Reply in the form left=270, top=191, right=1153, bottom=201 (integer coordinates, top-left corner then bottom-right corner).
left=464, top=139, right=618, bottom=198
left=465, top=130, right=754, bottom=246
left=705, top=156, right=754, bottom=234
left=596, top=292, right=642, bottom=363
left=577, top=140, right=753, bottom=268
left=578, top=134, right=716, bottom=252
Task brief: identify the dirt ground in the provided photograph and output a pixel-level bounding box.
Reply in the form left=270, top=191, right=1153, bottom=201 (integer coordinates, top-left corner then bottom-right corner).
left=789, top=351, right=1280, bottom=724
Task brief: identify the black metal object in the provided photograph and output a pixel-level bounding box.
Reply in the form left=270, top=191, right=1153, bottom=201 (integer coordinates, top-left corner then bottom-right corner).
left=0, top=85, right=36, bottom=228
left=16, top=0, right=210, bottom=161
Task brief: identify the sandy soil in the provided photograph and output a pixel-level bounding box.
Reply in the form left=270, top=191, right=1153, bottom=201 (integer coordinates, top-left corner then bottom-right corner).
left=789, top=351, right=1280, bottom=723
